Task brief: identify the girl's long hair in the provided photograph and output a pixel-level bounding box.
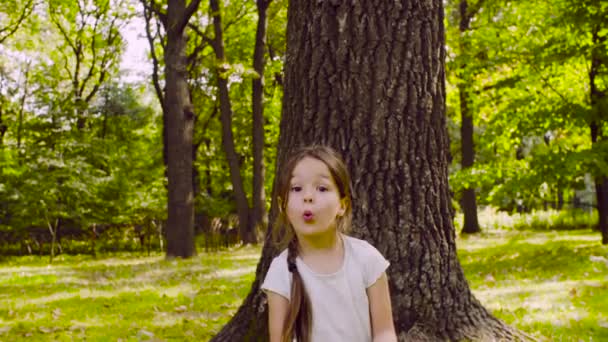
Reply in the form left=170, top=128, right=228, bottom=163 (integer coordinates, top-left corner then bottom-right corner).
left=272, top=145, right=353, bottom=342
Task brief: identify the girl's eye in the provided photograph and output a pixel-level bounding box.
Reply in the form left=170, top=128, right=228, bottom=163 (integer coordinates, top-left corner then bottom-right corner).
left=290, top=186, right=302, bottom=192
left=318, top=186, right=328, bottom=192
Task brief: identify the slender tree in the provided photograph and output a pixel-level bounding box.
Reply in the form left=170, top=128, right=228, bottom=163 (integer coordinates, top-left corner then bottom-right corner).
left=209, top=0, right=256, bottom=244
left=213, top=0, right=530, bottom=340
left=251, top=0, right=272, bottom=241
left=456, top=0, right=481, bottom=234
left=0, top=0, right=35, bottom=44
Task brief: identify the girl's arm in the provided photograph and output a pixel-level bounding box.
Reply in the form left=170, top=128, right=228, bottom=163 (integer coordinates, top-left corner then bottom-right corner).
left=367, top=272, right=398, bottom=342
left=267, top=291, right=290, bottom=342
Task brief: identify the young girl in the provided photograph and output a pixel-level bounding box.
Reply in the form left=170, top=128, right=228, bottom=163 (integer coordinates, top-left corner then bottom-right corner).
left=262, top=146, right=397, bottom=342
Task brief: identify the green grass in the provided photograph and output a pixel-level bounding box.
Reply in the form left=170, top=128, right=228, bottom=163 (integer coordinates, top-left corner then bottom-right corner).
left=0, top=248, right=260, bottom=341
left=456, top=216, right=608, bottom=341
left=0, top=211, right=607, bottom=341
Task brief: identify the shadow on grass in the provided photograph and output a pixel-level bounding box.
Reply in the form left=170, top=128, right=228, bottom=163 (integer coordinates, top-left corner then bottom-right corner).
left=459, top=233, right=607, bottom=283
left=0, top=270, right=256, bottom=341
left=495, top=307, right=608, bottom=341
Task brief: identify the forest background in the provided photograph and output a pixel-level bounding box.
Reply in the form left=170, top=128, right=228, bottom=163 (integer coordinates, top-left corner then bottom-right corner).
left=0, top=0, right=607, bottom=340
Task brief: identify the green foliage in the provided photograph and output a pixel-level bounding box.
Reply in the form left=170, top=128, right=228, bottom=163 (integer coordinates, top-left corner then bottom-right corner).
left=445, top=0, right=608, bottom=215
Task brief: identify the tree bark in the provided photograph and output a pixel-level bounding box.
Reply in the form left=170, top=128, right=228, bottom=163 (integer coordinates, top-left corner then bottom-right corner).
left=163, top=0, right=201, bottom=258
left=213, top=0, right=529, bottom=340
left=210, top=0, right=255, bottom=244
left=458, top=0, right=480, bottom=235
left=251, top=0, right=271, bottom=241
left=590, top=24, right=607, bottom=245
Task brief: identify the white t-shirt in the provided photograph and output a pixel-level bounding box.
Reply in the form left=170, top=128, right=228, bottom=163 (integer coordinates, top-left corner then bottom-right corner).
left=261, top=235, right=390, bottom=342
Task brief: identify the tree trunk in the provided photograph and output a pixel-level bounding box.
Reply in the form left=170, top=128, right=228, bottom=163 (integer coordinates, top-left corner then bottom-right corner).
left=0, top=105, right=6, bottom=146
left=163, top=0, right=201, bottom=258
left=590, top=24, right=607, bottom=245
left=251, top=0, right=271, bottom=241
left=210, top=0, right=255, bottom=244
left=458, top=0, right=480, bottom=235
left=595, top=179, right=608, bottom=244
left=213, top=0, right=528, bottom=340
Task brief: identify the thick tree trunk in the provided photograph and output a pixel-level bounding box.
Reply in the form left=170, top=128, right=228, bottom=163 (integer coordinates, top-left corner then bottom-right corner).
left=213, top=0, right=528, bottom=340
left=163, top=0, right=200, bottom=258
left=211, top=0, right=255, bottom=244
left=251, top=0, right=271, bottom=241
left=458, top=0, right=480, bottom=235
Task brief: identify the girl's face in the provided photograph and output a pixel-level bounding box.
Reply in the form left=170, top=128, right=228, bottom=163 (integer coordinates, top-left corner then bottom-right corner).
left=286, top=157, right=346, bottom=238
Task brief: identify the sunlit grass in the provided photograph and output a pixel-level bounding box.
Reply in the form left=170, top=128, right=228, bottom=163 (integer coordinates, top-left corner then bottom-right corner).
left=457, top=222, right=608, bottom=341
left=0, top=246, right=259, bottom=341
left=1, top=210, right=606, bottom=341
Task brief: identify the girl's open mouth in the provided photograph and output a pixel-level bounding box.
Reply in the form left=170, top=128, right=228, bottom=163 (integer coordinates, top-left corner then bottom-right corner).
left=303, top=210, right=314, bottom=222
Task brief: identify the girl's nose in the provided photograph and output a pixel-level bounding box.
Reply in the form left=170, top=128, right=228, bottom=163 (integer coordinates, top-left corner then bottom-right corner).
left=303, top=191, right=313, bottom=203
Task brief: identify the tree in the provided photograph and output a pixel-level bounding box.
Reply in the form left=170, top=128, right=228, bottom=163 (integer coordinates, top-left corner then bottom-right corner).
left=209, top=0, right=256, bottom=244
left=47, top=0, right=127, bottom=130
left=454, top=0, right=481, bottom=234
left=213, top=0, right=529, bottom=340
left=142, top=0, right=203, bottom=258
left=0, top=0, right=35, bottom=44
left=251, top=0, right=272, bottom=241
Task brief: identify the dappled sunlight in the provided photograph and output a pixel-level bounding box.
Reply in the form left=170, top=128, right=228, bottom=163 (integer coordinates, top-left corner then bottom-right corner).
left=474, top=279, right=606, bottom=330
left=474, top=279, right=602, bottom=306
left=2, top=266, right=256, bottom=311
left=522, top=232, right=600, bottom=245
left=228, top=252, right=262, bottom=261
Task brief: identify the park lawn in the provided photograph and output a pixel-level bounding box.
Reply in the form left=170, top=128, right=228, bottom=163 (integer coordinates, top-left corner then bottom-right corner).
left=0, top=248, right=260, bottom=341
left=0, top=228, right=606, bottom=341
left=458, top=229, right=608, bottom=341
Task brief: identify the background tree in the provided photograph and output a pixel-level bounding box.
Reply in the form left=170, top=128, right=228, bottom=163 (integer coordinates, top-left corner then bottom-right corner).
left=0, top=0, right=35, bottom=44
left=213, top=0, right=531, bottom=340
left=452, top=0, right=482, bottom=234
left=142, top=0, right=203, bottom=258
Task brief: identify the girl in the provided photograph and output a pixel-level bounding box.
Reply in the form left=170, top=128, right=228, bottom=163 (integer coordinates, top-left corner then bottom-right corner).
left=262, top=146, right=397, bottom=342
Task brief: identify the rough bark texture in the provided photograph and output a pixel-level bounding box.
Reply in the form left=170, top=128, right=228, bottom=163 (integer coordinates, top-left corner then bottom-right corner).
left=213, top=0, right=530, bottom=340
left=164, top=0, right=200, bottom=258
left=458, top=0, right=480, bottom=235
left=211, top=0, right=255, bottom=244
left=251, top=0, right=272, bottom=240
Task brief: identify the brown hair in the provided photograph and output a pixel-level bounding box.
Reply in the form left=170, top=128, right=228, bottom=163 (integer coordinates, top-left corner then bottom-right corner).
left=273, top=145, right=353, bottom=342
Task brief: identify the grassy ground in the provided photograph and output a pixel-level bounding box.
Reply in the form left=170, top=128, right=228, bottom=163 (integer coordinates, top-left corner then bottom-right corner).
left=0, top=248, right=260, bottom=341
left=458, top=230, right=608, bottom=341
left=0, top=210, right=607, bottom=341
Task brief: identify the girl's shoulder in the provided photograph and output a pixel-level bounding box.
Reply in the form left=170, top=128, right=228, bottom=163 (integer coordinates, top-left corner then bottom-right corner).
left=343, top=235, right=390, bottom=288
left=343, top=234, right=380, bottom=255
left=343, top=234, right=388, bottom=265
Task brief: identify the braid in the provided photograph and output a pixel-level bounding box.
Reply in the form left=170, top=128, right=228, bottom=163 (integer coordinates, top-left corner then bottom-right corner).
left=282, top=238, right=311, bottom=342
left=287, top=239, right=298, bottom=273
